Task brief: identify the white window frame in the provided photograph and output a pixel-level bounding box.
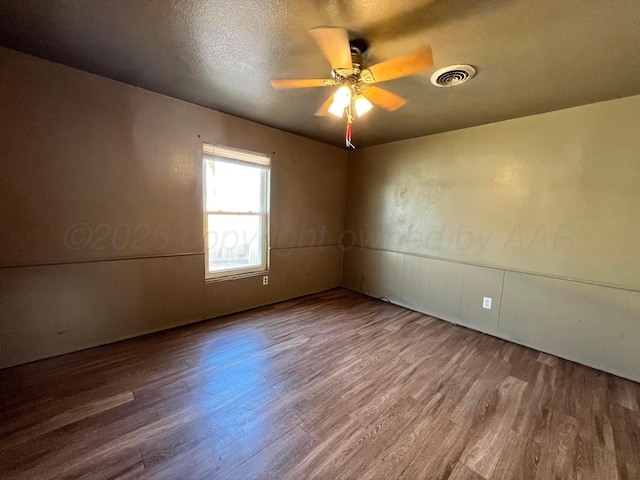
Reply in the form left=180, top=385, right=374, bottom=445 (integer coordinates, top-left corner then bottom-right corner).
left=202, top=144, right=270, bottom=280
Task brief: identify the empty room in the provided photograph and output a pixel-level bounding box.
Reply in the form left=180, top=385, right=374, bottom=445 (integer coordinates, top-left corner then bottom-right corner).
left=1, top=0, right=639, bottom=479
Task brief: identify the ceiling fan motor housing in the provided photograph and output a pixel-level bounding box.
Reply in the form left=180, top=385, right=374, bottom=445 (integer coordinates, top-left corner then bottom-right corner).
left=350, top=38, right=368, bottom=56
left=335, top=38, right=368, bottom=78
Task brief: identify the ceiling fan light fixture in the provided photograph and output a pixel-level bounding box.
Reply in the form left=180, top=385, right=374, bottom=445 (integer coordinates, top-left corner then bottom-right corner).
left=328, top=100, right=345, bottom=117
left=355, top=96, right=373, bottom=117
left=333, top=85, right=352, bottom=108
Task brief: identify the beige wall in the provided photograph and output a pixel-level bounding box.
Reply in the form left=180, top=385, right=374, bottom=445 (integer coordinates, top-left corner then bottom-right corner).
left=345, top=95, right=640, bottom=290
left=343, top=95, right=640, bottom=382
left=0, top=47, right=347, bottom=368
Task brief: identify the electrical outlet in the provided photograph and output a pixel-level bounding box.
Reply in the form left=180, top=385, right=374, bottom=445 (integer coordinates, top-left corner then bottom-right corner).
left=483, top=297, right=492, bottom=309
left=262, top=275, right=269, bottom=285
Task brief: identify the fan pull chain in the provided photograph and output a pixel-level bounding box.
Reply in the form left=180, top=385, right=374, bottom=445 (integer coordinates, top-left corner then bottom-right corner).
left=345, top=113, right=355, bottom=149
left=345, top=102, right=355, bottom=149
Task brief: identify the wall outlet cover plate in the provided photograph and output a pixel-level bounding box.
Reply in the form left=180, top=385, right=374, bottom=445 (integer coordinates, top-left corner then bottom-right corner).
left=483, top=297, right=492, bottom=309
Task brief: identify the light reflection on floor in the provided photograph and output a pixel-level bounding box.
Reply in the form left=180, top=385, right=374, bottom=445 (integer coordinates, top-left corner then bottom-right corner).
left=192, top=327, right=275, bottom=444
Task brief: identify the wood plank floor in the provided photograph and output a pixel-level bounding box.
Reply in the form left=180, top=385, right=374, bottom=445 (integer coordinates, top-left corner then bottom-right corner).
left=1, top=288, right=639, bottom=479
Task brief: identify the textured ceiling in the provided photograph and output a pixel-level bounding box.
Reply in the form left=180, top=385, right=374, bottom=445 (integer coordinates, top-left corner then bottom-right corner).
left=1, top=0, right=639, bottom=147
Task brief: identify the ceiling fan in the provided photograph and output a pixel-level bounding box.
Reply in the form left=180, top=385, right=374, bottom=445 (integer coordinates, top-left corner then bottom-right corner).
left=271, top=27, right=434, bottom=148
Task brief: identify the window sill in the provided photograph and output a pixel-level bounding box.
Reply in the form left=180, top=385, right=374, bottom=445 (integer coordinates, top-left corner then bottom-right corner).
left=205, top=270, right=268, bottom=284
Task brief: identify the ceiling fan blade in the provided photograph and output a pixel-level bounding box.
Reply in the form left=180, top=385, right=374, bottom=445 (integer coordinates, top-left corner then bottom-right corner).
left=270, top=78, right=331, bottom=89
left=363, top=86, right=407, bottom=111
left=363, top=45, right=433, bottom=83
left=309, top=27, right=353, bottom=71
left=315, top=90, right=337, bottom=116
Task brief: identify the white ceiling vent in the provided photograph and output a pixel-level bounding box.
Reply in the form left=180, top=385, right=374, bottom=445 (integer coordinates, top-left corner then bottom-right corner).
left=430, top=65, right=476, bottom=87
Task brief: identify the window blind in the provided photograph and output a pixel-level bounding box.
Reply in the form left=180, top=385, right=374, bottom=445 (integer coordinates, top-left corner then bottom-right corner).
left=203, top=144, right=270, bottom=168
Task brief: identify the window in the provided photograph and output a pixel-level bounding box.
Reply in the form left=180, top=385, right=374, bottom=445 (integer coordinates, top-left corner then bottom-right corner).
left=203, top=144, right=270, bottom=279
